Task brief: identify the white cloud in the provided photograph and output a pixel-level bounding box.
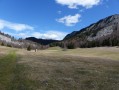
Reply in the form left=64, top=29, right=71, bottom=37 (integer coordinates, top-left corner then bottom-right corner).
left=55, top=0, right=101, bottom=9
left=0, top=19, right=67, bottom=40
left=16, top=32, right=31, bottom=38
left=32, top=31, right=67, bottom=40
left=56, top=14, right=81, bottom=26
left=0, top=19, right=34, bottom=31
left=10, top=31, right=67, bottom=40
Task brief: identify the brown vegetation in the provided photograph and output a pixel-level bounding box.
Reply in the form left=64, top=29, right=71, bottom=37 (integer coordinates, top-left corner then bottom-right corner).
left=0, top=46, right=119, bottom=90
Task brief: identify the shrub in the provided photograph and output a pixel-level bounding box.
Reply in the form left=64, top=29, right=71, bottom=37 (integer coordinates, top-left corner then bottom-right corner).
left=1, top=42, right=4, bottom=46
left=27, top=45, right=31, bottom=51
left=7, top=44, right=12, bottom=47
left=67, top=43, right=75, bottom=49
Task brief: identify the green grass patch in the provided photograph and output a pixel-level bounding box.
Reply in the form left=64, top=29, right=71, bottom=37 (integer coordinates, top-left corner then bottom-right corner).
left=0, top=51, right=17, bottom=90
left=0, top=51, right=36, bottom=90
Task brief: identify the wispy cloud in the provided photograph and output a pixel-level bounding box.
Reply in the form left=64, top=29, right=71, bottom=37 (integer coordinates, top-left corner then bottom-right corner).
left=55, top=0, right=101, bottom=9
left=0, top=19, right=34, bottom=31
left=0, top=19, right=67, bottom=40
left=9, top=31, right=67, bottom=40
left=32, top=31, right=67, bottom=40
left=56, top=14, right=81, bottom=26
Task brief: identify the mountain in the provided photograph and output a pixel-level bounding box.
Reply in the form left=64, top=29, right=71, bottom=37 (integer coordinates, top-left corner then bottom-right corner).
left=26, top=37, right=59, bottom=45
left=62, top=14, right=119, bottom=48
left=0, top=31, right=42, bottom=49
left=0, top=31, right=58, bottom=49
left=1, top=14, right=119, bottom=49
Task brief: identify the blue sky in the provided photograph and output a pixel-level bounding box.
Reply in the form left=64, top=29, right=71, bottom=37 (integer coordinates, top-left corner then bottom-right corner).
left=0, top=0, right=119, bottom=40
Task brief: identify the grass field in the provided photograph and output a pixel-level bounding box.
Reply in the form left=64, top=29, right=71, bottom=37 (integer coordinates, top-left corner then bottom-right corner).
left=0, top=46, right=119, bottom=90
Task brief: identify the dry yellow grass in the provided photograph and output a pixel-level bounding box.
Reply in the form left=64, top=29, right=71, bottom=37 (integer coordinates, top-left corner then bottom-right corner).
left=15, top=46, right=119, bottom=60
left=18, top=46, right=119, bottom=60
left=64, top=47, right=119, bottom=60
left=0, top=46, right=119, bottom=90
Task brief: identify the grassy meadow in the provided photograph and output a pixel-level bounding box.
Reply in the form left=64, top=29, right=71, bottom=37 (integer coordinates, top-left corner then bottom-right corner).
left=0, top=46, right=119, bottom=90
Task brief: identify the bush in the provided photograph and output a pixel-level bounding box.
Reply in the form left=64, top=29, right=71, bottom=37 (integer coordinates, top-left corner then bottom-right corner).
left=27, top=45, right=31, bottom=51
left=7, top=44, right=12, bottom=47
left=1, top=42, right=4, bottom=46
left=67, top=43, right=76, bottom=49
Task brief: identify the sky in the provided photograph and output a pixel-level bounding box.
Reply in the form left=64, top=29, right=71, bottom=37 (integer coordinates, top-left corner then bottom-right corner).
left=0, top=0, right=119, bottom=40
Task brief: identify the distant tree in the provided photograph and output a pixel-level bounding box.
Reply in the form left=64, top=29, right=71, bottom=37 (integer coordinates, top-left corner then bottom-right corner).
left=67, top=42, right=76, bottom=49
left=27, top=45, right=31, bottom=51
left=1, top=42, right=4, bottom=46
left=7, top=44, right=12, bottom=47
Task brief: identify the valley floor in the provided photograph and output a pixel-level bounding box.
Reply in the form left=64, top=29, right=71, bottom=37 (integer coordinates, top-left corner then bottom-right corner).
left=0, top=46, right=119, bottom=90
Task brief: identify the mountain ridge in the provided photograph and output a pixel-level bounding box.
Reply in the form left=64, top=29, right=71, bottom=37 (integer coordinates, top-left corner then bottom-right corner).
left=0, top=31, right=43, bottom=49
left=64, top=14, right=119, bottom=40
left=25, top=37, right=59, bottom=45
left=59, top=14, right=119, bottom=48
left=1, top=14, right=119, bottom=49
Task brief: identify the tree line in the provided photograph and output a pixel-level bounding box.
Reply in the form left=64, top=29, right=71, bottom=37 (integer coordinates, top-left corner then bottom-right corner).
left=49, top=33, right=119, bottom=49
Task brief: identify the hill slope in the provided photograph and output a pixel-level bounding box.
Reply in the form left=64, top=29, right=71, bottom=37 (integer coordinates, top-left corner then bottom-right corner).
left=63, top=14, right=119, bottom=48
left=0, top=31, right=41, bottom=49
left=26, top=37, right=59, bottom=45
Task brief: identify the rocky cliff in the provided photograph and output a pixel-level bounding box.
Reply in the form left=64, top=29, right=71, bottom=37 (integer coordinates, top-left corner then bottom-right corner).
left=63, top=14, right=119, bottom=48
